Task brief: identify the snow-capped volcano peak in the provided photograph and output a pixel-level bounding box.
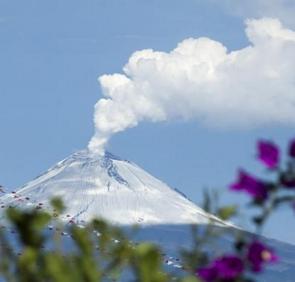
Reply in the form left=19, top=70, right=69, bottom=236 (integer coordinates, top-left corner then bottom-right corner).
left=0, top=150, right=219, bottom=225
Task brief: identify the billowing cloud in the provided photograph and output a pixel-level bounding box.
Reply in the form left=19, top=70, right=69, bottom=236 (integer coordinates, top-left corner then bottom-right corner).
left=88, top=18, right=295, bottom=154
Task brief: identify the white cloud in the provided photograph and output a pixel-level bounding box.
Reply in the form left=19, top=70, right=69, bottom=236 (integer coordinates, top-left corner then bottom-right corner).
left=89, top=18, right=295, bottom=154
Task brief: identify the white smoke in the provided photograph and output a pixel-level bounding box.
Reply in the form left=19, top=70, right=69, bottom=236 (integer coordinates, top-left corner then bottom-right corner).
left=88, top=18, right=295, bottom=154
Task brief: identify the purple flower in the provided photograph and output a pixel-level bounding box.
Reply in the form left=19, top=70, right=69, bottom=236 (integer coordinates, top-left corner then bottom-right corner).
left=214, top=256, right=244, bottom=280
left=257, top=140, right=279, bottom=169
left=230, top=170, right=268, bottom=201
left=247, top=241, right=277, bottom=273
left=197, top=255, right=244, bottom=282
left=197, top=266, right=217, bottom=282
left=289, top=139, right=295, bottom=158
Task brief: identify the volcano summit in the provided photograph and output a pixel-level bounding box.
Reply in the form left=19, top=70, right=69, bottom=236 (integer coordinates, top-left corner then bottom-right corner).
left=0, top=150, right=218, bottom=225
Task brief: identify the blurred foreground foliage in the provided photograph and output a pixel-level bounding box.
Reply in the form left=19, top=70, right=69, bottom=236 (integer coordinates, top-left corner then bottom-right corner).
left=0, top=198, right=201, bottom=282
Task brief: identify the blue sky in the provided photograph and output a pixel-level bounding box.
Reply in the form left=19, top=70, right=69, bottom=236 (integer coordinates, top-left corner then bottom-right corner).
left=1, top=0, right=295, bottom=243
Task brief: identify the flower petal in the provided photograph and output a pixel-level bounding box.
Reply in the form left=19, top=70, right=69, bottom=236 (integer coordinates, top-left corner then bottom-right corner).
left=257, top=140, right=279, bottom=169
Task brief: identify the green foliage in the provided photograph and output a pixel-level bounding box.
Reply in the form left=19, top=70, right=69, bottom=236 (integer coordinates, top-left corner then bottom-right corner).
left=0, top=190, right=285, bottom=282
left=132, top=243, right=168, bottom=282
left=50, top=197, right=65, bottom=214
left=0, top=199, right=218, bottom=282
left=181, top=277, right=201, bottom=282
left=217, top=205, right=237, bottom=221
left=0, top=204, right=174, bottom=282
left=7, top=207, right=50, bottom=248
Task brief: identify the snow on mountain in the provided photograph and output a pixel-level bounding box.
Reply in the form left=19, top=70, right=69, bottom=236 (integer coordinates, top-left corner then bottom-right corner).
left=0, top=150, right=220, bottom=225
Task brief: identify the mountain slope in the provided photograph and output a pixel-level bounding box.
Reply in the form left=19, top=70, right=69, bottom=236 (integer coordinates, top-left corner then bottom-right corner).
left=0, top=150, right=218, bottom=225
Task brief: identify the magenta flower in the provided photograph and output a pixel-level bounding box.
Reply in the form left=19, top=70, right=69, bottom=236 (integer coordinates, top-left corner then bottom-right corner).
left=247, top=241, right=277, bottom=273
left=214, top=256, right=244, bottom=280
left=289, top=139, right=295, bottom=158
left=230, top=170, right=268, bottom=201
left=257, top=140, right=279, bottom=169
left=197, top=255, right=244, bottom=282
left=197, top=266, right=217, bottom=282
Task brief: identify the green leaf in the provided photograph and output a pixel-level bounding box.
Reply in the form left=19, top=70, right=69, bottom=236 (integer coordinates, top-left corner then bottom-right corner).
left=217, top=205, right=237, bottom=220
left=71, top=226, right=93, bottom=256
left=132, top=243, right=168, bottom=282
left=50, top=197, right=65, bottom=214
left=181, top=276, right=201, bottom=282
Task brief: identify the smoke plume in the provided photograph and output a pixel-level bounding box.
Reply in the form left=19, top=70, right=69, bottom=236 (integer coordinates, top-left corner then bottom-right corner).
left=89, top=18, right=295, bottom=154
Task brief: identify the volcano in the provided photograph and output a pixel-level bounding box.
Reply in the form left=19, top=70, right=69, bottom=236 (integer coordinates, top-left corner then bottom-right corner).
left=0, top=150, right=219, bottom=225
